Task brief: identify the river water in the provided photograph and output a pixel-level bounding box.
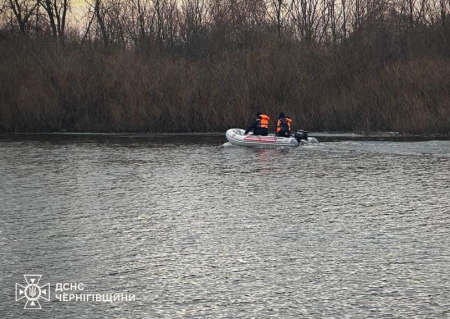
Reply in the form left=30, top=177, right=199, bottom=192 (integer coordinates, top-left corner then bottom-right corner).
left=0, top=133, right=449, bottom=318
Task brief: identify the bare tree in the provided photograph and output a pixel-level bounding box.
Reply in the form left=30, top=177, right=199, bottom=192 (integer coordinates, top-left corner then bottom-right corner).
left=290, top=0, right=322, bottom=42
left=38, top=0, right=70, bottom=43
left=273, top=0, right=284, bottom=36
left=180, top=0, right=207, bottom=52
left=6, top=0, right=39, bottom=33
left=93, top=0, right=108, bottom=45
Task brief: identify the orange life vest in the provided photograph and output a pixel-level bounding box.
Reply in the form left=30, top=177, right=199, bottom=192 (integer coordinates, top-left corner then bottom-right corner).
left=277, top=117, right=292, bottom=132
left=258, top=114, right=270, bottom=129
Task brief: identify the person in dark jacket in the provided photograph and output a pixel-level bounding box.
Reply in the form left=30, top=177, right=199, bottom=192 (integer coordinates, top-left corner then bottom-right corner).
left=244, top=112, right=270, bottom=136
left=276, top=112, right=292, bottom=137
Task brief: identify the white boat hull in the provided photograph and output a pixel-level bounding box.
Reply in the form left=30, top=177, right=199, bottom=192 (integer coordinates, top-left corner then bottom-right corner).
left=226, top=128, right=316, bottom=148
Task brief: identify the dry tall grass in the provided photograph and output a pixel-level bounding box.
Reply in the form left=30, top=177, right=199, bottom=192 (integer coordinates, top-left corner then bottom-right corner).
left=1, top=35, right=450, bottom=134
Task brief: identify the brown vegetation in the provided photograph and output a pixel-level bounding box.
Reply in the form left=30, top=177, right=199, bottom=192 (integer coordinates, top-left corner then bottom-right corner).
left=1, top=0, right=450, bottom=133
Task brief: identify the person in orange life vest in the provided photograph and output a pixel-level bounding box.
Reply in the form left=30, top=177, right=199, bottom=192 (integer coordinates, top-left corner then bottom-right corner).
left=276, top=112, right=292, bottom=137
left=244, top=111, right=270, bottom=136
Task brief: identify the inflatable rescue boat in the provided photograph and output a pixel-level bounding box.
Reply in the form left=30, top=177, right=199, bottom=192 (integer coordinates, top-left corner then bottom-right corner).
left=225, top=128, right=318, bottom=148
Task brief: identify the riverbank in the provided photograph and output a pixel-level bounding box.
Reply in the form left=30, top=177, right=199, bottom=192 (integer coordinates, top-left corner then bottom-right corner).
left=1, top=37, right=450, bottom=135
left=2, top=131, right=450, bottom=144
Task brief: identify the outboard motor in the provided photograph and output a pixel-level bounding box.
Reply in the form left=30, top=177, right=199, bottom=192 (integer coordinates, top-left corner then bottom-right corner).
left=294, top=130, right=309, bottom=143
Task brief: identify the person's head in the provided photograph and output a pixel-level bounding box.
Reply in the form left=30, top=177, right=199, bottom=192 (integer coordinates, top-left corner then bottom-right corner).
left=256, top=111, right=262, bottom=117
left=279, top=112, right=285, bottom=118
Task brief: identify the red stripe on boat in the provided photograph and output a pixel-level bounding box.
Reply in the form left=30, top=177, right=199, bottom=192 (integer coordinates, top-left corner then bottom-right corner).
left=243, top=137, right=277, bottom=142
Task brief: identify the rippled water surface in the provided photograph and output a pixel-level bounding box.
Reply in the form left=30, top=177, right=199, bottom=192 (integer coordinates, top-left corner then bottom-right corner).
left=1, top=134, right=450, bottom=318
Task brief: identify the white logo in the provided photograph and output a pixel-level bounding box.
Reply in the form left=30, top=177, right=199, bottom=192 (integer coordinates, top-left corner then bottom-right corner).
left=15, top=275, right=50, bottom=309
